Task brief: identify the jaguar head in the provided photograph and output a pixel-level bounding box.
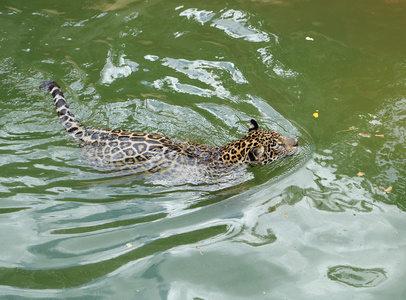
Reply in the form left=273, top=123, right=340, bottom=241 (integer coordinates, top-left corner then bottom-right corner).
left=245, top=119, right=299, bottom=165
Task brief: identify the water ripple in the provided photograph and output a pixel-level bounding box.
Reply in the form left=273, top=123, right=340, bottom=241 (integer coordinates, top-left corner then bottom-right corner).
left=100, top=49, right=139, bottom=84
left=328, top=265, right=387, bottom=288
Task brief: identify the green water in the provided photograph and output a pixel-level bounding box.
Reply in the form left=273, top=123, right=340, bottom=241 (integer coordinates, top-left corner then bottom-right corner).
left=0, top=0, right=405, bottom=298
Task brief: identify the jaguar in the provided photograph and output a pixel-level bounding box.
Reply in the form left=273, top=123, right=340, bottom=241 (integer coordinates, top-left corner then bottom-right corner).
left=40, top=80, right=298, bottom=181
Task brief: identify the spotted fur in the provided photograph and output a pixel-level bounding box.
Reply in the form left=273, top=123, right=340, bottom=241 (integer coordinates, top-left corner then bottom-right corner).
left=40, top=80, right=298, bottom=177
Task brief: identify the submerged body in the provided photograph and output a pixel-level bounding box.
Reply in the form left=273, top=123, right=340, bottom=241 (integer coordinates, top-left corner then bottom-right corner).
left=40, top=80, right=298, bottom=180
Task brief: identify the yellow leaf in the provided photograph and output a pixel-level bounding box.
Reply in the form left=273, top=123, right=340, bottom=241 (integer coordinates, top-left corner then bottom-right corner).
left=375, top=134, right=384, bottom=138
left=313, top=112, right=319, bottom=118
left=357, top=172, right=365, bottom=177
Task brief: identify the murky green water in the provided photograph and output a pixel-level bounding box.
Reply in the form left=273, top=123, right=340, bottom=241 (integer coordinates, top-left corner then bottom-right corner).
left=0, top=0, right=405, bottom=298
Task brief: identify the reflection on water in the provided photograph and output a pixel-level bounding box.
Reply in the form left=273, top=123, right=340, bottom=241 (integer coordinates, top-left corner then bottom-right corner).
left=100, top=49, right=139, bottom=84
left=328, top=265, right=387, bottom=288
left=160, top=57, right=248, bottom=100
left=211, top=9, right=271, bottom=43
left=0, top=0, right=405, bottom=299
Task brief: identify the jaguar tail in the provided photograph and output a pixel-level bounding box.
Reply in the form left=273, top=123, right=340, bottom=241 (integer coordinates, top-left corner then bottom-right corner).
left=39, top=80, right=85, bottom=141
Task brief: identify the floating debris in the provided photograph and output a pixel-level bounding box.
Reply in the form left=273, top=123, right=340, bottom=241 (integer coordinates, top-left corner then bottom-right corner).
left=375, top=186, right=393, bottom=195
left=358, top=132, right=371, bottom=138
left=336, top=126, right=357, bottom=133
left=337, top=126, right=384, bottom=139
left=384, top=186, right=392, bottom=193
left=357, top=172, right=365, bottom=177
left=196, top=246, right=203, bottom=255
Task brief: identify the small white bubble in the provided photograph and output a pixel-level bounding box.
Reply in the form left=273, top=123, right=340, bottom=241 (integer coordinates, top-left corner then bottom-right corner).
left=144, top=55, right=159, bottom=62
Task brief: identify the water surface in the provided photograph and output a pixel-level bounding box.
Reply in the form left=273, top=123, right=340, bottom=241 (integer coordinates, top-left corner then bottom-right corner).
left=0, top=0, right=405, bottom=299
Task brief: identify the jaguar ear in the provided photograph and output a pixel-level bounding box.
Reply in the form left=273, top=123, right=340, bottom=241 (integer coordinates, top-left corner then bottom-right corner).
left=248, top=145, right=264, bottom=161
left=249, top=119, right=259, bottom=132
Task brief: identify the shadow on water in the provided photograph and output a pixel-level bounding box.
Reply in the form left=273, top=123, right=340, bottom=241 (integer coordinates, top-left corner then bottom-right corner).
left=51, top=212, right=168, bottom=234
left=0, top=225, right=227, bottom=289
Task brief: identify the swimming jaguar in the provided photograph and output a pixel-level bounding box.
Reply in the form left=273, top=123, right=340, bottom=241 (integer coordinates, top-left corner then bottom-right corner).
left=40, top=80, right=298, bottom=180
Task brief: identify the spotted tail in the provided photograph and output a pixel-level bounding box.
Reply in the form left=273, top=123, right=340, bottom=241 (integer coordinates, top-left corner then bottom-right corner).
left=40, top=80, right=85, bottom=141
